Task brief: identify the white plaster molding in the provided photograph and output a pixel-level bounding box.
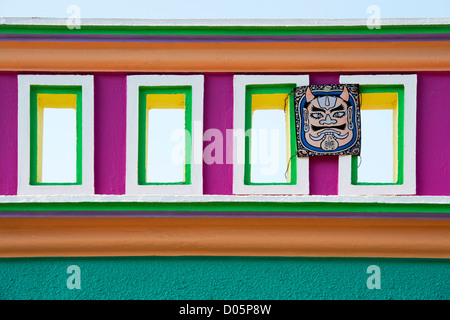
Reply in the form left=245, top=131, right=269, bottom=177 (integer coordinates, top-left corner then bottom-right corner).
left=1, top=17, right=450, bottom=27
left=126, top=75, right=204, bottom=195
left=17, top=74, right=94, bottom=195
left=233, top=75, right=309, bottom=195
left=339, top=74, right=417, bottom=196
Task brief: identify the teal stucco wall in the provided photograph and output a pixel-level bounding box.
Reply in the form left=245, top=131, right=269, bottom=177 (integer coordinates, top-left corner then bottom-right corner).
left=0, top=256, right=449, bottom=300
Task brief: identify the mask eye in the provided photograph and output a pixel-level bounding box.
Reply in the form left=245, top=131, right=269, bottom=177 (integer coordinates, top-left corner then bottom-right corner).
left=333, top=111, right=345, bottom=118
left=310, top=112, right=323, bottom=119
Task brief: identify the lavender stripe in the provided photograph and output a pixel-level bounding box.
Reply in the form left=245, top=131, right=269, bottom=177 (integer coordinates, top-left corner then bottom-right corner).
left=0, top=211, right=448, bottom=219
left=1, top=33, right=450, bottom=43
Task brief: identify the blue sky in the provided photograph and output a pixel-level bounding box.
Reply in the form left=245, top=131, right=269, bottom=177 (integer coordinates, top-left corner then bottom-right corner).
left=0, top=0, right=449, bottom=19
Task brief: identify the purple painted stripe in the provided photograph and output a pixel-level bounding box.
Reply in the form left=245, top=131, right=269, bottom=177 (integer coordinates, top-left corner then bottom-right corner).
left=309, top=74, right=340, bottom=195
left=0, top=211, right=449, bottom=219
left=1, top=33, right=450, bottom=43
left=0, top=73, right=18, bottom=195
left=94, top=75, right=127, bottom=194
left=203, top=74, right=234, bottom=195
left=416, top=72, right=450, bottom=195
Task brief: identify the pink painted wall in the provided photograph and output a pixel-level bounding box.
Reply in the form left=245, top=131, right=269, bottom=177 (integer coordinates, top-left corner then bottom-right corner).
left=94, top=74, right=127, bottom=194
left=0, top=73, right=17, bottom=195
left=203, top=74, right=234, bottom=195
left=308, top=74, right=340, bottom=196
left=1, top=72, right=449, bottom=196
left=416, top=72, right=450, bottom=195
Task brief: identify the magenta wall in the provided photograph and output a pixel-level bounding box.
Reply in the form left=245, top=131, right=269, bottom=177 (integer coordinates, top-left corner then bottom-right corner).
left=1, top=72, right=449, bottom=196
left=0, top=73, right=17, bottom=195
left=94, top=74, right=127, bottom=195
left=308, top=74, right=340, bottom=195
left=416, top=72, right=450, bottom=195
left=203, top=74, right=234, bottom=195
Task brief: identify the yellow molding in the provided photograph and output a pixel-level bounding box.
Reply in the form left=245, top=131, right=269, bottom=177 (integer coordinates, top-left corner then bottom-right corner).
left=251, top=93, right=287, bottom=111
left=146, top=93, right=185, bottom=110
left=360, top=92, right=397, bottom=110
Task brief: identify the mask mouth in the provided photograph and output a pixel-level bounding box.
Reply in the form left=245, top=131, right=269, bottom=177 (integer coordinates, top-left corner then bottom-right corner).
left=309, top=129, right=349, bottom=141
left=311, top=124, right=346, bottom=132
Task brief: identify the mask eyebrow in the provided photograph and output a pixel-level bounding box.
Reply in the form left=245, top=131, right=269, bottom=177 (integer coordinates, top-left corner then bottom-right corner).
left=311, top=106, right=325, bottom=112
left=330, top=105, right=345, bottom=112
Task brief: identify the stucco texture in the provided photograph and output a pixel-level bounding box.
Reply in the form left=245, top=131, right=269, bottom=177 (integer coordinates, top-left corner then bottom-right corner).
left=0, top=256, right=448, bottom=300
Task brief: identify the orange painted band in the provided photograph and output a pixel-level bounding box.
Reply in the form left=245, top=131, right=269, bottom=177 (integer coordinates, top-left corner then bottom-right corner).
left=0, top=217, right=449, bottom=258
left=0, top=40, right=450, bottom=72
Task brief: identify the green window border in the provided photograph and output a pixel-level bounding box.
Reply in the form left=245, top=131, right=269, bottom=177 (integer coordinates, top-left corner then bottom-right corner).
left=138, top=86, right=192, bottom=185
left=244, top=84, right=297, bottom=186
left=351, top=85, right=405, bottom=185
left=29, top=85, right=83, bottom=186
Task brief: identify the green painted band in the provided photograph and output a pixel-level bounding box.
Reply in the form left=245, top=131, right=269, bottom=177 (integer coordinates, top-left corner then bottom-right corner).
left=0, top=201, right=449, bottom=213
left=1, top=24, right=450, bottom=36
left=1, top=256, right=448, bottom=300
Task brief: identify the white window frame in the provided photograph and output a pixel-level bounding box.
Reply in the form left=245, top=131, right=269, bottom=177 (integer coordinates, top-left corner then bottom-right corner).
left=17, top=74, right=94, bottom=195
left=338, top=74, right=417, bottom=195
left=126, top=75, right=204, bottom=195
left=233, top=75, right=310, bottom=195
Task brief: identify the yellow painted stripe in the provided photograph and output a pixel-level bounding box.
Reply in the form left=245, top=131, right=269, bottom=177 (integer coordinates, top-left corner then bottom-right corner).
left=37, top=93, right=77, bottom=109
left=392, top=108, right=399, bottom=183
left=251, top=93, right=287, bottom=111
left=360, top=92, right=397, bottom=110
left=146, top=93, right=185, bottom=110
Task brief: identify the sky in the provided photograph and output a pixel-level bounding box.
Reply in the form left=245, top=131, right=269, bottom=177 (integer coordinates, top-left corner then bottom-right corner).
left=0, top=0, right=449, bottom=20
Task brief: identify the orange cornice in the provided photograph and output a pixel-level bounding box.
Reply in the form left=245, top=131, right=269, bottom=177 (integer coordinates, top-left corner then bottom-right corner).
left=0, top=40, right=449, bottom=72
left=0, top=217, right=449, bottom=258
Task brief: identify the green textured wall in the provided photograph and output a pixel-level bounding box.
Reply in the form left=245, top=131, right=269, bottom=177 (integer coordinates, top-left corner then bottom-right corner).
left=0, top=257, right=448, bottom=300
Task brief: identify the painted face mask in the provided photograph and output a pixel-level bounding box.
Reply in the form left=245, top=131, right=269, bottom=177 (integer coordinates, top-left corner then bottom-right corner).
left=294, top=84, right=361, bottom=157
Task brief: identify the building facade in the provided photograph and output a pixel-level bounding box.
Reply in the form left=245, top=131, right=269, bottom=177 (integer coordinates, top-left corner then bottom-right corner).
left=0, top=18, right=449, bottom=299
